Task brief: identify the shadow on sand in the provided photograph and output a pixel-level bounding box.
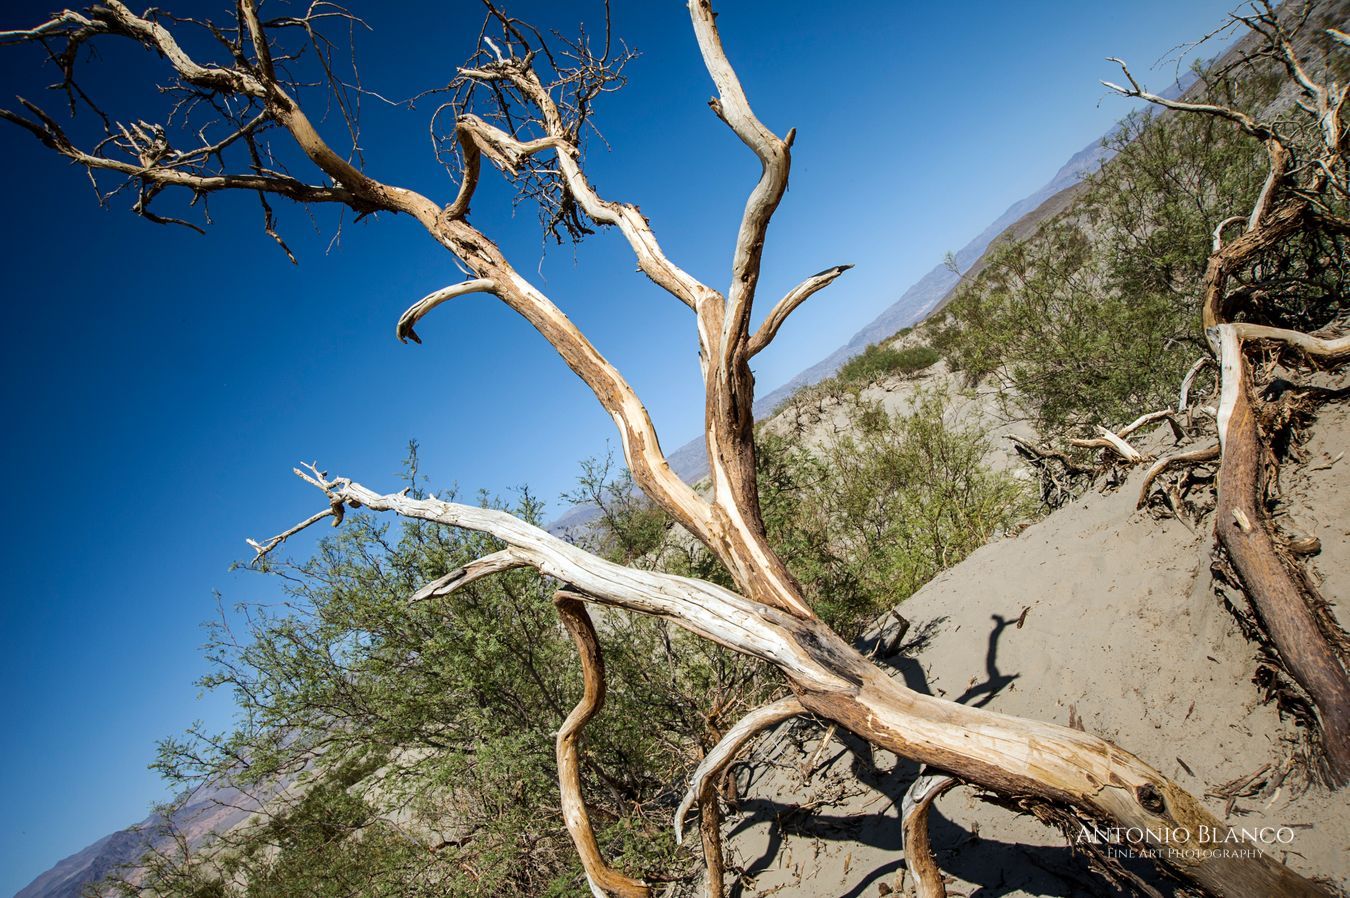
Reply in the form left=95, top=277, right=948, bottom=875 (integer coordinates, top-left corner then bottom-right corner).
left=724, top=613, right=1179, bottom=898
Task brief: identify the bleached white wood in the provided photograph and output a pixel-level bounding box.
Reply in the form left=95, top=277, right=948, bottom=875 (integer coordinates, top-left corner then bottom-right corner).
left=673, top=696, right=805, bottom=844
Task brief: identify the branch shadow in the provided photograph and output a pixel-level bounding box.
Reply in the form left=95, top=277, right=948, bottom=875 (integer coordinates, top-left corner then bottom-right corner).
left=726, top=611, right=1180, bottom=897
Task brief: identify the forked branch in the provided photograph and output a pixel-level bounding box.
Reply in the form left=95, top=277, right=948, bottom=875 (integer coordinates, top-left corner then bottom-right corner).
left=1102, top=57, right=1273, bottom=140
left=688, top=0, right=794, bottom=354
left=1137, top=442, right=1221, bottom=509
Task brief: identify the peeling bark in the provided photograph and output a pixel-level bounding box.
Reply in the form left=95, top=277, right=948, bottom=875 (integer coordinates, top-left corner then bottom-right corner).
left=1213, top=327, right=1350, bottom=784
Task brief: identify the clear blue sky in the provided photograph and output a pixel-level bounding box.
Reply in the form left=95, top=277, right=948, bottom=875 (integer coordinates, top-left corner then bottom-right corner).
left=0, top=1, right=1239, bottom=893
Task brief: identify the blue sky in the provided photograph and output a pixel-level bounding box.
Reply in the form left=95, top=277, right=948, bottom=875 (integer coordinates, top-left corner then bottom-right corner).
left=0, top=1, right=1240, bottom=893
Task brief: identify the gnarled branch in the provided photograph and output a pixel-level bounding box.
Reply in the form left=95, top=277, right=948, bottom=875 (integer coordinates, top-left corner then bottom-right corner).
left=673, top=695, right=805, bottom=845
left=1137, top=442, right=1221, bottom=509
left=688, top=0, right=793, bottom=353
left=250, top=471, right=1334, bottom=898
left=554, top=590, right=652, bottom=898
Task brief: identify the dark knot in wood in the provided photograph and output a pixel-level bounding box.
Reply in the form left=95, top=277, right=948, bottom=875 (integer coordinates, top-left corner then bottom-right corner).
left=1136, top=782, right=1167, bottom=815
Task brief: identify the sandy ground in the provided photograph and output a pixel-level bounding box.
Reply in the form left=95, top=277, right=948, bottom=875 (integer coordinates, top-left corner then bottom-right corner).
left=710, top=402, right=1350, bottom=898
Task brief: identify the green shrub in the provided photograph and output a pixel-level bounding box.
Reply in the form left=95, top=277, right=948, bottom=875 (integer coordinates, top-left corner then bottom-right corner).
left=135, top=445, right=762, bottom=898
left=836, top=342, right=939, bottom=386
left=934, top=79, right=1276, bottom=430
left=758, top=388, right=1034, bottom=637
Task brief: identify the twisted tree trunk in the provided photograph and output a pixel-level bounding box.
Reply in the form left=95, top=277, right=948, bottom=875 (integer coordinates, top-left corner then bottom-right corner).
left=1110, top=14, right=1350, bottom=785
left=1213, top=326, right=1350, bottom=783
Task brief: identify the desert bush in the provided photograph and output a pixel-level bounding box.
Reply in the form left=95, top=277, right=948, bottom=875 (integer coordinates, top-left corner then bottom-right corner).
left=933, top=75, right=1278, bottom=430
left=836, top=343, right=940, bottom=386
left=582, top=390, right=1033, bottom=641
left=136, top=446, right=733, bottom=897
left=758, top=389, right=1034, bottom=637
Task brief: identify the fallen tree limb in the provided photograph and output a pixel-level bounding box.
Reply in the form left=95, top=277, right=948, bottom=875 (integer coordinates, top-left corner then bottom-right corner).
left=1069, top=426, right=1146, bottom=463
left=1213, top=325, right=1350, bottom=783
left=255, top=471, right=1335, bottom=898
left=1226, top=323, right=1350, bottom=363
left=1137, top=443, right=1221, bottom=509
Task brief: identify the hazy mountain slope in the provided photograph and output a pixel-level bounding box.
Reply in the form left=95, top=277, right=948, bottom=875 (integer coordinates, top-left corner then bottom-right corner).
left=655, top=70, right=1199, bottom=487
left=14, top=781, right=283, bottom=898
left=657, top=140, right=1107, bottom=485
left=750, top=137, right=1111, bottom=416
left=554, top=118, right=1126, bottom=530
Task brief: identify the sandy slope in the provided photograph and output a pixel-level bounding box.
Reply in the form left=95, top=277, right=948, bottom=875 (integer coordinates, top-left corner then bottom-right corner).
left=714, top=407, right=1350, bottom=898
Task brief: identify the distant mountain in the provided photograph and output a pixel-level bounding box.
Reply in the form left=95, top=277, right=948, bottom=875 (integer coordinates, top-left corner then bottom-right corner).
left=658, top=133, right=1110, bottom=485
left=14, top=780, right=280, bottom=898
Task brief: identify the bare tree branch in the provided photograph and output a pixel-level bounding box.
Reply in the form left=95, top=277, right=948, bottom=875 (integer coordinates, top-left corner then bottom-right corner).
left=900, top=772, right=961, bottom=898
left=673, top=695, right=805, bottom=845
left=747, top=265, right=853, bottom=357
left=396, top=279, right=498, bottom=344
left=1102, top=57, right=1273, bottom=140
left=688, top=0, right=793, bottom=354
left=1137, top=442, right=1221, bottom=509
left=1068, top=426, right=1146, bottom=463
left=408, top=548, right=529, bottom=603
left=554, top=590, right=652, bottom=898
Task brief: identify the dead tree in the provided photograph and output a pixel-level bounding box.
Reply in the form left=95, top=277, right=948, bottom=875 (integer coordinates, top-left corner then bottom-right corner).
left=1105, top=0, right=1350, bottom=784
left=0, top=3, right=1335, bottom=897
